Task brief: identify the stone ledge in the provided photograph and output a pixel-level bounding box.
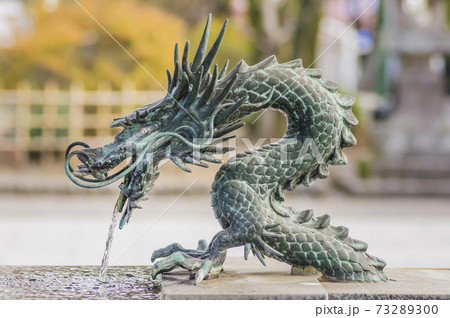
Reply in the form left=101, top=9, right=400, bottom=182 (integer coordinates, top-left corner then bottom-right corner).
left=161, top=258, right=326, bottom=300
left=161, top=258, right=450, bottom=300
left=1, top=261, right=449, bottom=300
left=323, top=268, right=450, bottom=300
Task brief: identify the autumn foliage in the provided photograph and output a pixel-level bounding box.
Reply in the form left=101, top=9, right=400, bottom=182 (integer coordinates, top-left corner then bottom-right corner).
left=0, top=0, right=188, bottom=90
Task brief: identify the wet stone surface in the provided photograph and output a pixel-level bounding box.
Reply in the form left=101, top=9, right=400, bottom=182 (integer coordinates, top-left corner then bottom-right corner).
left=0, top=266, right=160, bottom=300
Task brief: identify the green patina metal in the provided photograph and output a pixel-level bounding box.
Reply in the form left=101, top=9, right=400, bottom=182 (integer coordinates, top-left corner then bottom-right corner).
left=65, top=15, right=386, bottom=285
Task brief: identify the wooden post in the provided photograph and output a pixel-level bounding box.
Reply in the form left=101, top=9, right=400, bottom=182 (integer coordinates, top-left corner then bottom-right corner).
left=121, top=80, right=136, bottom=117
left=69, top=81, right=84, bottom=146
left=42, top=81, right=59, bottom=164
left=2, top=81, right=165, bottom=165
left=15, top=82, right=31, bottom=164
left=96, top=81, right=112, bottom=143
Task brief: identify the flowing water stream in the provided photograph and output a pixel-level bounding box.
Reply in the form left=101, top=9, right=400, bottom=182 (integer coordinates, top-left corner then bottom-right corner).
left=99, top=201, right=122, bottom=281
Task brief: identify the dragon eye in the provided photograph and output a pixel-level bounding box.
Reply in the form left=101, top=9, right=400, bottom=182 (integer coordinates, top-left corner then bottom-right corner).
left=137, top=127, right=149, bottom=137
left=137, top=124, right=159, bottom=137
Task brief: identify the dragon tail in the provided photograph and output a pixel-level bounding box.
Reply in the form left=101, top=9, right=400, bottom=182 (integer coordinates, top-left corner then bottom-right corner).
left=260, top=209, right=387, bottom=282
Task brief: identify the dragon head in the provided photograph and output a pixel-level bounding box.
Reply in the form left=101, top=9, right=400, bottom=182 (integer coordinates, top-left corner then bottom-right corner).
left=65, top=15, right=246, bottom=228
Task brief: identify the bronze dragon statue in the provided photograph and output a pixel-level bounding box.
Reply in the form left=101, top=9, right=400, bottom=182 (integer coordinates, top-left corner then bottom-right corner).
left=65, top=15, right=386, bottom=285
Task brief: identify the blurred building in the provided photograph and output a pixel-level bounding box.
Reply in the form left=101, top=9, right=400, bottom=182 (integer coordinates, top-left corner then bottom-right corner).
left=327, top=0, right=450, bottom=195
left=369, top=0, right=450, bottom=195
left=317, top=0, right=379, bottom=92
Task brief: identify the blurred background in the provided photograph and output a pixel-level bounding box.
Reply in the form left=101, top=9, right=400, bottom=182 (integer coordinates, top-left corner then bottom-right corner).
left=0, top=0, right=449, bottom=269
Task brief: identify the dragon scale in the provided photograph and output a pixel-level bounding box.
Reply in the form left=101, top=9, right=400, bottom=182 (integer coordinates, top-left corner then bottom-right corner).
left=207, top=58, right=386, bottom=283
left=65, top=15, right=387, bottom=284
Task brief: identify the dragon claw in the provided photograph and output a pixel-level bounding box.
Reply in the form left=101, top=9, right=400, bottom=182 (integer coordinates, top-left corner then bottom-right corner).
left=151, top=266, right=159, bottom=280
left=149, top=242, right=225, bottom=285
left=244, top=243, right=251, bottom=260
left=194, top=260, right=213, bottom=285
left=150, top=251, right=158, bottom=263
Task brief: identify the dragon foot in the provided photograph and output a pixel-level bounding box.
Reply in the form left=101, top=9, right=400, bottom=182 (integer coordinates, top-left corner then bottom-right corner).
left=151, top=240, right=226, bottom=285
left=151, top=239, right=208, bottom=262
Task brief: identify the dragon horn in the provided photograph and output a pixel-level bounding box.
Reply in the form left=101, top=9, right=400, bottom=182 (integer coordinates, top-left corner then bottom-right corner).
left=202, top=145, right=236, bottom=154
left=209, top=135, right=236, bottom=145
left=172, top=72, right=190, bottom=101
left=207, top=60, right=244, bottom=107
left=169, top=43, right=181, bottom=92
left=182, top=41, right=192, bottom=78
left=200, top=72, right=211, bottom=92
left=186, top=66, right=203, bottom=106
left=209, top=71, right=238, bottom=106
left=218, top=60, right=229, bottom=80
left=214, top=122, right=244, bottom=138
left=201, top=18, right=228, bottom=73
left=220, top=59, right=243, bottom=83
left=166, top=69, right=172, bottom=92
left=214, top=96, right=249, bottom=125
left=174, top=42, right=180, bottom=66
left=198, top=64, right=218, bottom=106
left=191, top=13, right=211, bottom=73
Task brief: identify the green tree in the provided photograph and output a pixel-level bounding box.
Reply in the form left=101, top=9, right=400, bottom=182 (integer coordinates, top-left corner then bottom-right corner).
left=247, top=0, right=323, bottom=66
left=445, top=0, right=450, bottom=26
left=149, top=0, right=231, bottom=25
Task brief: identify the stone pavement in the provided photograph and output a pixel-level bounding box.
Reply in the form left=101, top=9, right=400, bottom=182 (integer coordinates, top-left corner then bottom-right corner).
left=1, top=193, right=449, bottom=268
left=161, top=258, right=326, bottom=300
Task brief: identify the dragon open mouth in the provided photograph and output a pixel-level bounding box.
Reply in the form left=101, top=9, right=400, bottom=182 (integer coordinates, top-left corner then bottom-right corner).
left=65, top=142, right=136, bottom=188
left=64, top=132, right=165, bottom=189
left=64, top=133, right=166, bottom=228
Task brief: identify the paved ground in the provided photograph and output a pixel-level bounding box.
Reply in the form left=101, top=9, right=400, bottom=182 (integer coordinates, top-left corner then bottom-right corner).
left=0, top=192, right=449, bottom=269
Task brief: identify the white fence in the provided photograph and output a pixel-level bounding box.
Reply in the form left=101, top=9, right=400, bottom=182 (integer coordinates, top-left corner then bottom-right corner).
left=0, top=82, right=165, bottom=165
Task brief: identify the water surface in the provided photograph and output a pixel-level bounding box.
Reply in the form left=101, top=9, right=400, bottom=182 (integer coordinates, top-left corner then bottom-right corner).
left=0, top=266, right=160, bottom=300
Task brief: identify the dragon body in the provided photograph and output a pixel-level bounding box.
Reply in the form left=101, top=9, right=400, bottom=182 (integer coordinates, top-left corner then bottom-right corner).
left=65, top=15, right=386, bottom=284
